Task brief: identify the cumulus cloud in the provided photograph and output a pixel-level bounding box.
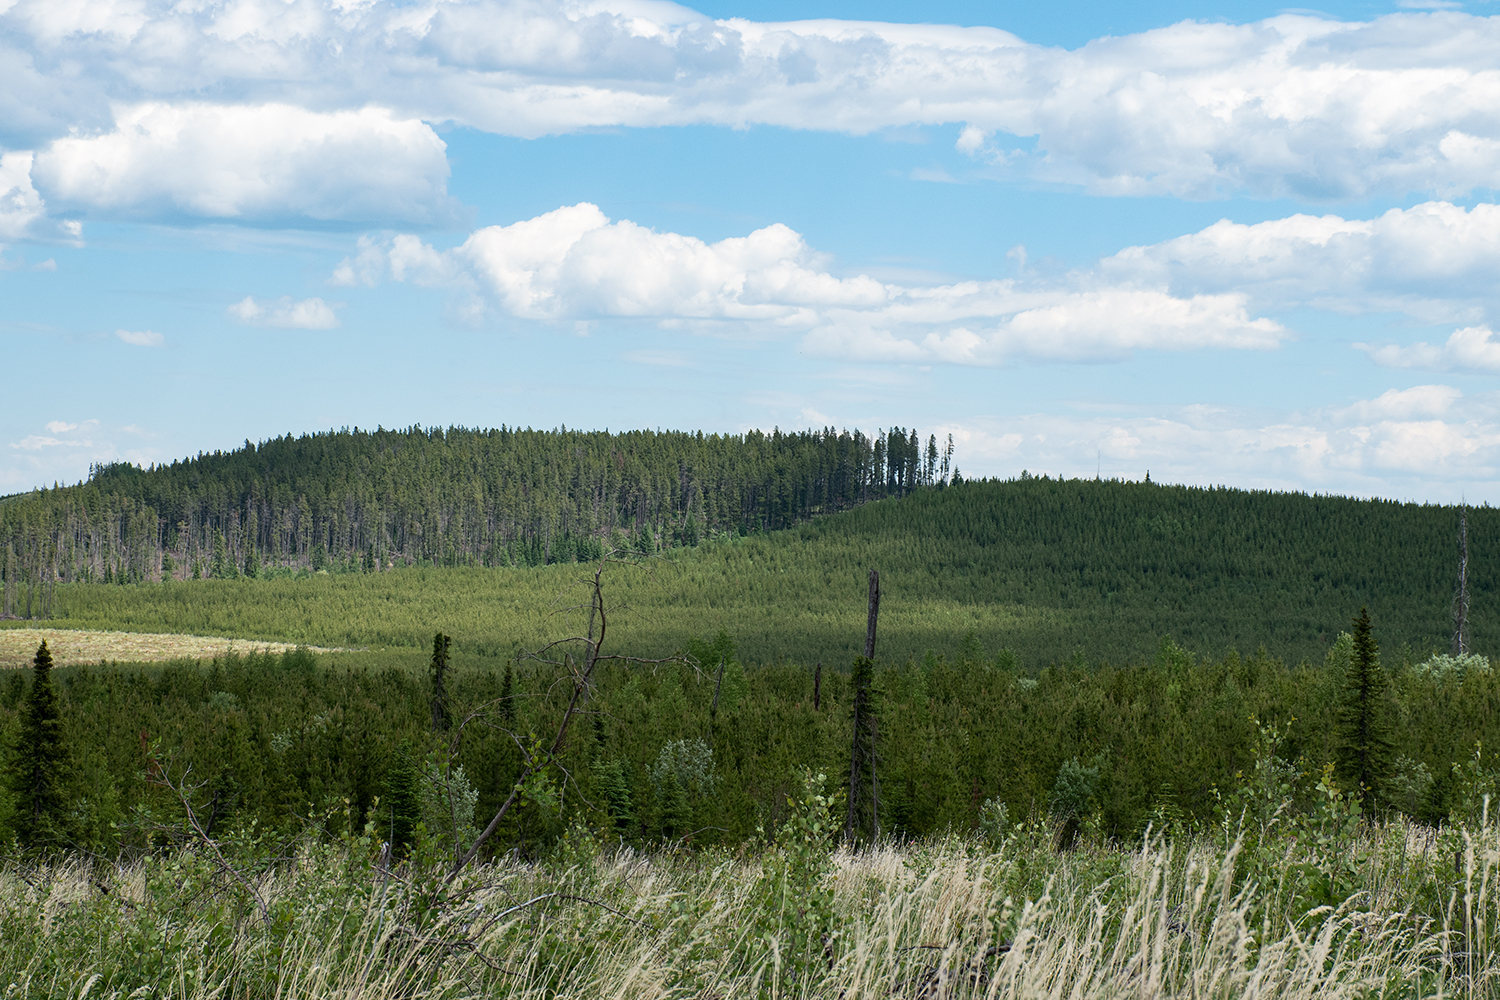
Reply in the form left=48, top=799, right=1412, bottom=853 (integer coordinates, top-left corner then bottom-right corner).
left=115, top=328, right=164, bottom=347
left=3, top=3, right=1500, bottom=212
left=1104, top=201, right=1500, bottom=325
left=1357, top=326, right=1500, bottom=374
left=27, top=103, right=456, bottom=224
left=342, top=203, right=1287, bottom=364
left=229, top=295, right=340, bottom=329
left=951, top=385, right=1500, bottom=499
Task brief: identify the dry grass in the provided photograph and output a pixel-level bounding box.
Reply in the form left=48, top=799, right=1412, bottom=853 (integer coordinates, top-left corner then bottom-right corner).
left=0, top=626, right=338, bottom=668
left=1, top=829, right=1484, bottom=1000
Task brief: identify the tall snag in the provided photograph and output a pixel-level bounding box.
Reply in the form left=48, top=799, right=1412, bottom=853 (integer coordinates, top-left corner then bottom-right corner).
left=1454, top=502, right=1470, bottom=656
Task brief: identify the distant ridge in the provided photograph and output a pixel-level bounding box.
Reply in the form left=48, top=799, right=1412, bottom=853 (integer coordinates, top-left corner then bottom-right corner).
left=0, top=424, right=952, bottom=591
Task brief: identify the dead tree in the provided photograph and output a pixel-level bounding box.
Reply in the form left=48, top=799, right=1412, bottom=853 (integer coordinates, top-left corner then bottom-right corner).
left=446, top=552, right=681, bottom=880
left=1454, top=503, right=1471, bottom=656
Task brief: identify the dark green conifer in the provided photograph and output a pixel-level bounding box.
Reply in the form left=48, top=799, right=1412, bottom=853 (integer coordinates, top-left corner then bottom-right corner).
left=383, top=742, right=422, bottom=859
left=10, top=640, right=69, bottom=847
left=1336, top=607, right=1395, bottom=809
left=499, top=657, right=516, bottom=728
left=430, top=632, right=451, bottom=732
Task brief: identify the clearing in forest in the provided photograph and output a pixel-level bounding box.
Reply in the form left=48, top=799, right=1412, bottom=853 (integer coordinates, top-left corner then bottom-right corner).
left=0, top=627, right=334, bottom=668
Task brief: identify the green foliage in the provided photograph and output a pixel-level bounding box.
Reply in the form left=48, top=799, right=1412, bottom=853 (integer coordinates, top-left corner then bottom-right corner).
left=758, top=768, right=842, bottom=983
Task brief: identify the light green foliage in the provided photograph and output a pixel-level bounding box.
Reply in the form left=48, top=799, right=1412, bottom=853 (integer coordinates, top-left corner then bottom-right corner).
left=977, top=797, right=1009, bottom=849
left=1049, top=757, right=1100, bottom=821
left=1445, top=741, right=1498, bottom=826
left=1219, top=717, right=1302, bottom=842
left=1325, top=630, right=1354, bottom=673
left=757, top=768, right=842, bottom=984
left=420, top=755, right=478, bottom=856
left=1415, top=651, right=1491, bottom=679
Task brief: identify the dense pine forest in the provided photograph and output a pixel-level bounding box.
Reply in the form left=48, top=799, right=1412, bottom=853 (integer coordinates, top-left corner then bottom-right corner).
left=5, top=473, right=1492, bottom=668
left=0, top=424, right=951, bottom=607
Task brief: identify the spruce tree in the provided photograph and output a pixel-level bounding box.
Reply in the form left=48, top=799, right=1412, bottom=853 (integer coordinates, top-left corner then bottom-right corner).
left=1336, top=607, right=1395, bottom=809
left=384, top=742, right=422, bottom=859
left=10, top=640, right=69, bottom=847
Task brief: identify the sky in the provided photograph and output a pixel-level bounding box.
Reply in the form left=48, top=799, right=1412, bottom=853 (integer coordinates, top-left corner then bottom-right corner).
left=4, top=0, right=1500, bottom=502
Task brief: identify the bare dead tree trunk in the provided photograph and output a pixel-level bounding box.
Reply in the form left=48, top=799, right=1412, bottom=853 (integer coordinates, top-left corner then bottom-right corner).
left=1455, top=502, right=1471, bottom=656
left=865, top=568, right=880, bottom=660
left=449, top=553, right=675, bottom=880
left=813, top=662, right=821, bottom=711
left=710, top=656, right=725, bottom=725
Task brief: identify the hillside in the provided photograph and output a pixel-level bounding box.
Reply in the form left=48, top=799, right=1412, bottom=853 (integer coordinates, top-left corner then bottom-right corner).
left=0, top=423, right=950, bottom=607
left=5, top=475, right=1487, bottom=668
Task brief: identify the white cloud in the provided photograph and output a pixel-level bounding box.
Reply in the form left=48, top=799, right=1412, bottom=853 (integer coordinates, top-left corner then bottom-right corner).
left=30, top=103, right=456, bottom=224
left=6, top=4, right=1500, bottom=206
left=345, top=203, right=1287, bottom=365
left=114, top=328, right=164, bottom=347
left=1103, top=201, right=1500, bottom=325
left=0, top=151, right=45, bottom=239
left=229, top=295, right=340, bottom=329
left=1, top=419, right=152, bottom=493
left=1357, top=326, right=1500, bottom=374
left=949, top=385, right=1500, bottom=500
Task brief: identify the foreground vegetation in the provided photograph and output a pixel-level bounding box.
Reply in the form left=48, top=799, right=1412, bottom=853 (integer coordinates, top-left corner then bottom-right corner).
left=7, top=475, right=1495, bottom=666
left=2, top=781, right=1496, bottom=999
left=0, top=628, right=1494, bottom=854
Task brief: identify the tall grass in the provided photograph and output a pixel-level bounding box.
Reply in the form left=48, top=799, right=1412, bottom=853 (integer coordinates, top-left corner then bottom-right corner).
left=2, top=817, right=1493, bottom=998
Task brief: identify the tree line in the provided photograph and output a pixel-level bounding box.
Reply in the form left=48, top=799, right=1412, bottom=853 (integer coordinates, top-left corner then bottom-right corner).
left=0, top=424, right=955, bottom=610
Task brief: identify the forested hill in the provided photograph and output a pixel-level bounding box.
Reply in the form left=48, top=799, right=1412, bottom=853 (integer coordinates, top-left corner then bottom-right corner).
left=0, top=424, right=953, bottom=594
left=8, top=472, right=1490, bottom=668
left=768, top=475, right=1493, bottom=664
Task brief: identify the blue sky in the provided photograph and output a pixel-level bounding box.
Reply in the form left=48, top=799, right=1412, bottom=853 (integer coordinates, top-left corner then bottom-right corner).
left=5, top=0, right=1500, bottom=501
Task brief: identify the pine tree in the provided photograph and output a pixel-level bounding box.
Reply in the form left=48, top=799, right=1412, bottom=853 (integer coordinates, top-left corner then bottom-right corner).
left=430, top=632, right=451, bottom=732
left=1336, top=607, right=1395, bottom=809
left=10, top=640, right=69, bottom=847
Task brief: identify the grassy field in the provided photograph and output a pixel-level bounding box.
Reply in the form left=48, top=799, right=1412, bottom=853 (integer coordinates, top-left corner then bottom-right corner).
left=0, top=627, right=338, bottom=669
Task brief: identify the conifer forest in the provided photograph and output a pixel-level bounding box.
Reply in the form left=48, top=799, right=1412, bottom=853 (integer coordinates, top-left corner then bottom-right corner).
left=1, top=424, right=1499, bottom=999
